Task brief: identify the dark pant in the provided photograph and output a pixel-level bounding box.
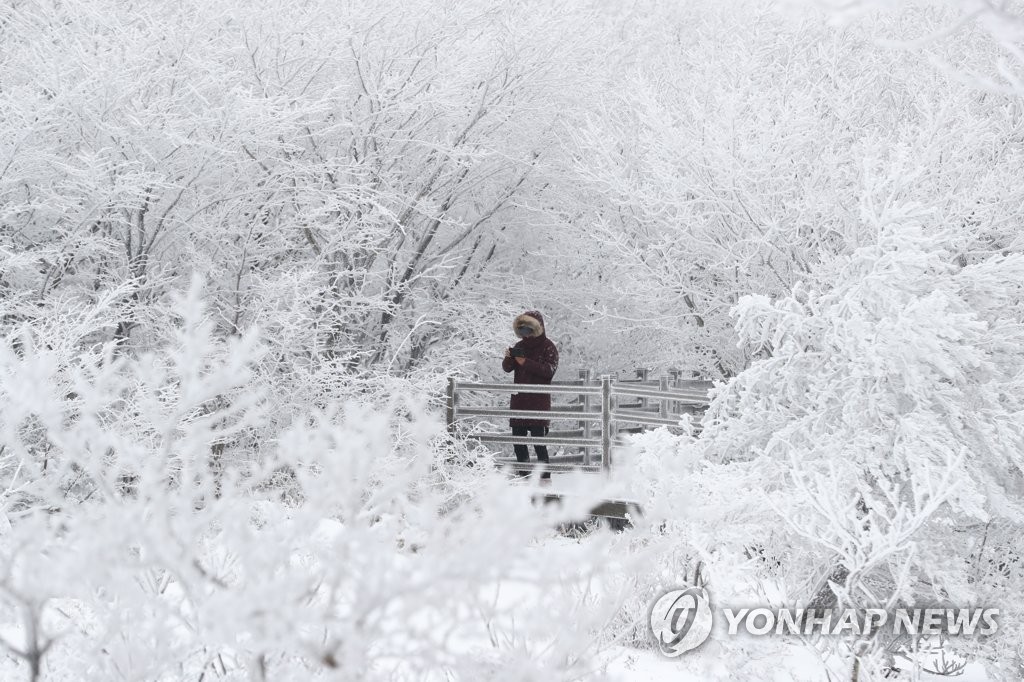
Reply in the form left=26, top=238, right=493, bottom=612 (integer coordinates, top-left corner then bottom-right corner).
left=512, top=425, right=550, bottom=479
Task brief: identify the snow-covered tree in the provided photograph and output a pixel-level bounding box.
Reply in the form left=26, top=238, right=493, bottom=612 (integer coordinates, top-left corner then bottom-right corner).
left=543, top=0, right=1024, bottom=378
left=0, top=283, right=627, bottom=681
left=692, top=199, right=1024, bottom=678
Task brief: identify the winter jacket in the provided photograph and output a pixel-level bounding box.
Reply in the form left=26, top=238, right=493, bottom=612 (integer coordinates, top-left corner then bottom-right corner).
left=501, top=310, right=559, bottom=427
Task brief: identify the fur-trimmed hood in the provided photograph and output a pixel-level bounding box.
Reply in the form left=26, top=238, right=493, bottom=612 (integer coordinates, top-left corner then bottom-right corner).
left=513, top=310, right=545, bottom=338
left=503, top=309, right=558, bottom=426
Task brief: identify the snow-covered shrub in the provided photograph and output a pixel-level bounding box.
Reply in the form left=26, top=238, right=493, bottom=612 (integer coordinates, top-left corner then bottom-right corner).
left=548, top=0, right=1024, bottom=379
left=692, top=208, right=1024, bottom=678
left=584, top=428, right=694, bottom=649
left=0, top=284, right=624, bottom=681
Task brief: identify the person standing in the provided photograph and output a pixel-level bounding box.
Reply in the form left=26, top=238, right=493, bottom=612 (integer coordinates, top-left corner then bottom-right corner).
left=502, top=310, right=559, bottom=481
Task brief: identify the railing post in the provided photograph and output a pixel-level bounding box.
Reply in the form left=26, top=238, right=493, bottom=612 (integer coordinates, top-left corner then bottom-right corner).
left=580, top=369, right=593, bottom=466
left=659, top=376, right=669, bottom=420
left=446, top=377, right=456, bottom=434
left=637, top=368, right=649, bottom=411
left=601, top=374, right=612, bottom=472
left=668, top=368, right=681, bottom=414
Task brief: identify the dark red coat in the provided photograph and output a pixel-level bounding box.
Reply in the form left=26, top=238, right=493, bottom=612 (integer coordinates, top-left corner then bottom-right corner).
left=501, top=311, right=559, bottom=427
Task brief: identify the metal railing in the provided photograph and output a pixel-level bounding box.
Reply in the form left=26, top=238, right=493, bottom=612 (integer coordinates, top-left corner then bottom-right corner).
left=446, top=370, right=712, bottom=473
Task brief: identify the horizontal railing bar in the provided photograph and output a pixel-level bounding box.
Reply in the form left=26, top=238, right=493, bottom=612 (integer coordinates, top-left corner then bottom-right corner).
left=673, top=380, right=715, bottom=390
left=615, top=417, right=703, bottom=434
left=460, top=429, right=588, bottom=441
left=456, top=382, right=602, bottom=395
left=611, top=410, right=689, bottom=427
left=610, top=384, right=710, bottom=403
left=456, top=407, right=602, bottom=421
left=488, top=377, right=710, bottom=388
left=494, top=456, right=596, bottom=465
left=493, top=459, right=603, bottom=473
left=456, top=404, right=591, bottom=413
left=492, top=452, right=592, bottom=464
left=456, top=382, right=710, bottom=401
left=610, top=385, right=708, bottom=401
left=615, top=402, right=663, bottom=411
left=457, top=387, right=705, bottom=402
left=473, top=434, right=603, bottom=447
left=491, top=454, right=598, bottom=464
left=457, top=413, right=702, bottom=431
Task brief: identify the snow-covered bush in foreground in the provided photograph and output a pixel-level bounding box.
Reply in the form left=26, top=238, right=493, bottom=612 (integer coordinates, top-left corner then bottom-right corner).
left=690, top=208, right=1024, bottom=679
left=586, top=427, right=834, bottom=681
left=0, top=286, right=628, bottom=681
